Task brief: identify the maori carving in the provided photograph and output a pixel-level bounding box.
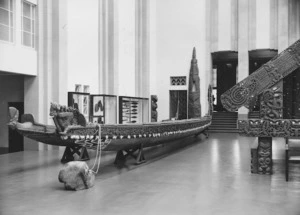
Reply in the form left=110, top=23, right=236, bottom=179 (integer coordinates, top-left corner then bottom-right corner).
left=263, top=63, right=282, bottom=86
left=188, top=47, right=201, bottom=118
left=63, top=118, right=212, bottom=140
left=259, top=85, right=283, bottom=119
left=238, top=119, right=300, bottom=137
left=170, top=76, right=186, bottom=86
left=50, top=102, right=87, bottom=132
left=151, top=95, right=158, bottom=122
left=221, top=39, right=300, bottom=111
left=258, top=137, right=272, bottom=174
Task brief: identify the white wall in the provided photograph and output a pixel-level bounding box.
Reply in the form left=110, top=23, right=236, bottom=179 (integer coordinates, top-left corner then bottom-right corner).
left=256, top=0, right=270, bottom=48
left=67, top=0, right=98, bottom=93
left=0, top=0, right=37, bottom=76
left=0, top=44, right=37, bottom=75
left=218, top=0, right=232, bottom=50
left=153, top=0, right=206, bottom=121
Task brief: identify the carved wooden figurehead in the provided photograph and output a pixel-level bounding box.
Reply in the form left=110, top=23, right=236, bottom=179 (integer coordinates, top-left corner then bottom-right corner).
left=50, top=102, right=87, bottom=132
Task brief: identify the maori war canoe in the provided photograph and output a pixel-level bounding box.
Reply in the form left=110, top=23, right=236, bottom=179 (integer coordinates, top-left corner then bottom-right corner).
left=8, top=106, right=211, bottom=164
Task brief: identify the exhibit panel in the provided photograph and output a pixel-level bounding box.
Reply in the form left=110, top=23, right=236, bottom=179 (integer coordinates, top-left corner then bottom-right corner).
left=90, top=94, right=117, bottom=124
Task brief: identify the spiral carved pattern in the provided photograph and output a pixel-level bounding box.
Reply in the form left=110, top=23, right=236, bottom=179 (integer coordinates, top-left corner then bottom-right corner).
left=221, top=39, right=300, bottom=111
left=221, top=83, right=249, bottom=111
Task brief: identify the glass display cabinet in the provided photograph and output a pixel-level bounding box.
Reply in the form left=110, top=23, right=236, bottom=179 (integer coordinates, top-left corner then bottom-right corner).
left=90, top=94, right=117, bottom=124
left=68, top=92, right=90, bottom=121
left=119, top=96, right=149, bottom=124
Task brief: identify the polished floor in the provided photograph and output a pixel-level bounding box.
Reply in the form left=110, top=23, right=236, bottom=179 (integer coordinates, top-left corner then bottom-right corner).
left=1, top=133, right=300, bottom=215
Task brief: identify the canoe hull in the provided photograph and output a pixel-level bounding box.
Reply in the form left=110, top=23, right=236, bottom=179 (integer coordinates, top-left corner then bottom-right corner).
left=10, top=117, right=211, bottom=151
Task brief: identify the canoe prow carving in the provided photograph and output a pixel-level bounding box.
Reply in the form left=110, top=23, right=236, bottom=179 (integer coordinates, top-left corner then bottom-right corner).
left=8, top=107, right=19, bottom=129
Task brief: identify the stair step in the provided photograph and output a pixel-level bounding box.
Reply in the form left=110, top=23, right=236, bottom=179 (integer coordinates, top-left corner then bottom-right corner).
left=212, top=119, right=237, bottom=122
left=210, top=123, right=237, bottom=126
left=212, top=112, right=238, bottom=114
left=212, top=118, right=237, bottom=120
left=212, top=122, right=237, bottom=125
left=209, top=127, right=237, bottom=130
left=210, top=112, right=238, bottom=133
left=209, top=126, right=238, bottom=129
left=209, top=129, right=238, bottom=133
left=212, top=122, right=237, bottom=124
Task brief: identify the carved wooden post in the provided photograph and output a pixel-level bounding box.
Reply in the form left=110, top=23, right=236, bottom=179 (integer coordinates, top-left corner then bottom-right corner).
left=253, top=83, right=283, bottom=174
left=151, top=95, right=158, bottom=122
left=188, top=48, right=201, bottom=118
left=207, top=85, right=213, bottom=116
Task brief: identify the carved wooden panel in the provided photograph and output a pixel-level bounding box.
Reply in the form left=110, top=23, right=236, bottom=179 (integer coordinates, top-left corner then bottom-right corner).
left=259, top=83, right=283, bottom=119
left=258, top=137, right=272, bottom=174
left=170, top=76, right=186, bottom=86
left=238, top=119, right=300, bottom=137
left=221, top=39, right=300, bottom=112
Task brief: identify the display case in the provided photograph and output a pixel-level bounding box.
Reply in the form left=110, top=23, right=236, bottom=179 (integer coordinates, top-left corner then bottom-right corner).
left=90, top=94, right=117, bottom=124
left=68, top=92, right=90, bottom=121
left=119, top=96, right=149, bottom=124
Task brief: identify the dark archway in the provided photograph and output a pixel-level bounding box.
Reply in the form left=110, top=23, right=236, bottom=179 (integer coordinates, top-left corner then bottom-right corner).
left=212, top=51, right=238, bottom=112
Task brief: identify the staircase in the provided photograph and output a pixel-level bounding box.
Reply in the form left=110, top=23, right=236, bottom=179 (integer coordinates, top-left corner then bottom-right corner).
left=248, top=111, right=260, bottom=119
left=209, top=112, right=238, bottom=133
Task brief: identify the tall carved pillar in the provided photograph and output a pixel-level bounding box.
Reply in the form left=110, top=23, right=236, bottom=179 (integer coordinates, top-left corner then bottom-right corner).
left=188, top=48, right=201, bottom=118
left=255, top=83, right=283, bottom=174
left=24, top=0, right=68, bottom=151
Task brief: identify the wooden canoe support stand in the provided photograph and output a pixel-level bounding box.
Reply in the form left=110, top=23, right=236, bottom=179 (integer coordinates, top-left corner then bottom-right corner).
left=114, top=143, right=146, bottom=166
left=61, top=146, right=90, bottom=163
left=202, top=130, right=209, bottom=138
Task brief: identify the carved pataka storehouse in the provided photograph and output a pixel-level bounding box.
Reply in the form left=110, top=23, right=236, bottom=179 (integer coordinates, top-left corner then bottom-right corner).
left=221, top=39, right=300, bottom=174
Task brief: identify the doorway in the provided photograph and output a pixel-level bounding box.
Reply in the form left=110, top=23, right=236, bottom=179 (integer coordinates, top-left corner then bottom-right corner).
left=169, top=90, right=187, bottom=120
left=8, top=102, right=24, bottom=153
left=212, top=51, right=238, bottom=112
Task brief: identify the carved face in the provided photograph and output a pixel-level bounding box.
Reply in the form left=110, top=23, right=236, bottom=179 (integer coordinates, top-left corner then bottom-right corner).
left=50, top=102, right=59, bottom=116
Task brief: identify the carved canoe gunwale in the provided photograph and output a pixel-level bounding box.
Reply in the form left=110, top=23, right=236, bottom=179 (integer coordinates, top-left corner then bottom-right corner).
left=60, top=117, right=211, bottom=151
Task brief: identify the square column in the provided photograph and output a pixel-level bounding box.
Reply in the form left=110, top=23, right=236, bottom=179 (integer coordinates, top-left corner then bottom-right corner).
left=24, top=0, right=68, bottom=151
